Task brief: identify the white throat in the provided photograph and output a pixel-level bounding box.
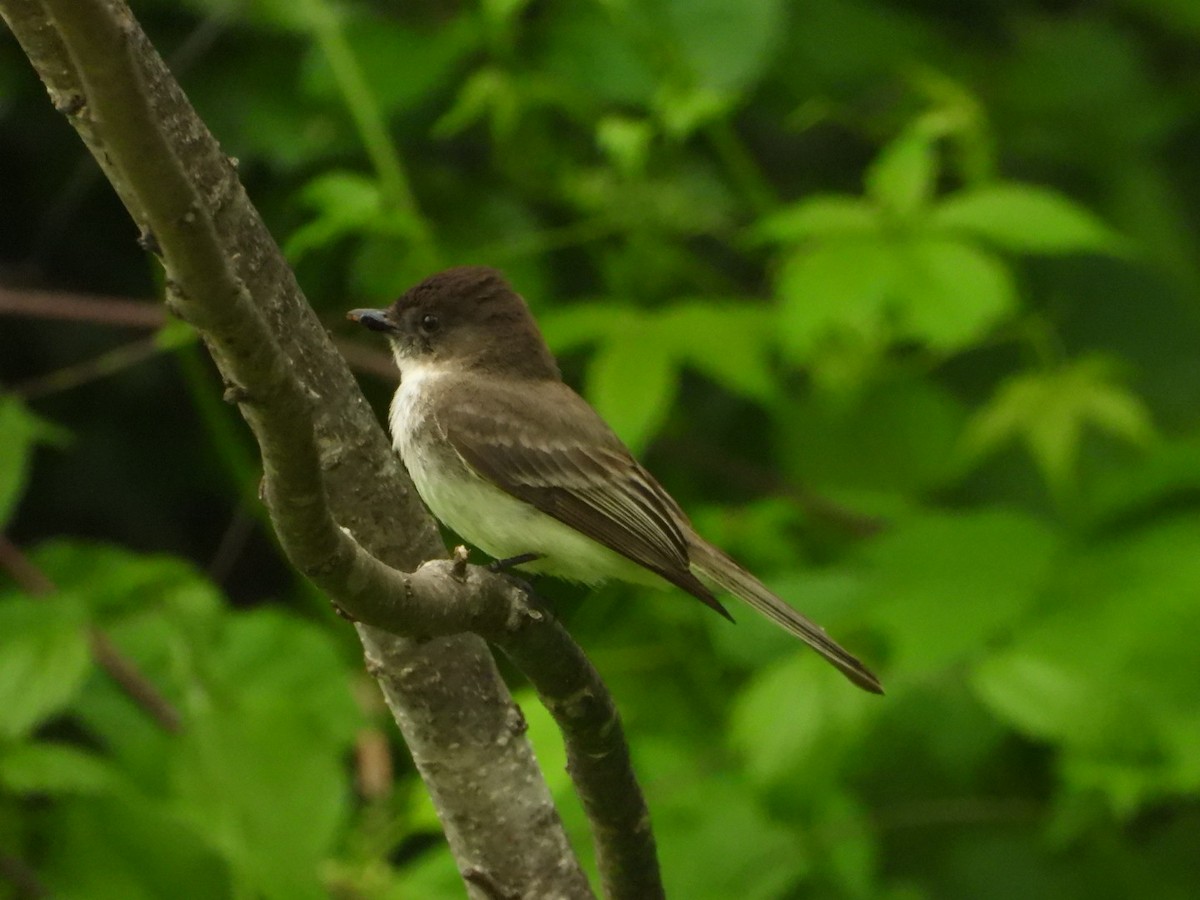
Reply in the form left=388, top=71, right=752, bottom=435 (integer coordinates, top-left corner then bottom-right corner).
left=387, top=358, right=450, bottom=441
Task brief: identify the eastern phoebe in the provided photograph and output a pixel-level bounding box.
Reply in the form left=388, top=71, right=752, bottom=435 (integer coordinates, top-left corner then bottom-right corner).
left=349, top=266, right=882, bottom=693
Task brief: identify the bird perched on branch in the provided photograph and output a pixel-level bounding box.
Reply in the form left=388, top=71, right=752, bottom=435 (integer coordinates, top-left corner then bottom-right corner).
left=350, top=266, right=882, bottom=694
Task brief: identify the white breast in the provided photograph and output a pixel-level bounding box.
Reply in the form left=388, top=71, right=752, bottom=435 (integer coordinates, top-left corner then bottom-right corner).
left=387, top=363, right=662, bottom=587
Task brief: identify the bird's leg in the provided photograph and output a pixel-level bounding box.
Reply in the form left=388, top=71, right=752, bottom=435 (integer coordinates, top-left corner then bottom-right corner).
left=487, top=552, right=543, bottom=573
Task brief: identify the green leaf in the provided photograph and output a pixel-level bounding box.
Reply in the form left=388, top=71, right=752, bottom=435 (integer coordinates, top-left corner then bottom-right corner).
left=0, top=595, right=91, bottom=740
left=172, top=705, right=347, bottom=899
left=1084, top=437, right=1200, bottom=526
left=481, top=0, right=532, bottom=27
left=653, top=84, right=734, bottom=138
left=596, top=115, right=654, bottom=175
left=538, top=3, right=656, bottom=106
left=585, top=317, right=679, bottom=453
left=776, top=238, right=900, bottom=361
left=756, top=195, right=880, bottom=243
left=962, top=357, right=1155, bottom=489
left=26, top=543, right=219, bottom=780
left=203, top=610, right=362, bottom=746
left=658, top=0, right=786, bottom=93
left=777, top=375, right=967, bottom=493
left=729, top=652, right=874, bottom=789
left=285, top=171, right=387, bottom=261
left=775, top=226, right=1019, bottom=367
left=301, top=15, right=480, bottom=117
left=660, top=302, right=777, bottom=401
left=209, top=0, right=319, bottom=32
left=638, top=737, right=810, bottom=899
left=170, top=611, right=359, bottom=900
left=971, top=516, right=1200, bottom=812
left=540, top=302, right=628, bottom=353
left=432, top=66, right=520, bottom=138
left=974, top=655, right=1108, bottom=747
left=512, top=689, right=571, bottom=801
left=896, top=238, right=1018, bottom=350
left=30, top=540, right=224, bottom=621
left=0, top=395, right=64, bottom=528
left=860, top=510, right=1059, bottom=676
left=0, top=398, right=33, bottom=526
left=40, top=793, right=230, bottom=899
left=866, top=126, right=938, bottom=219
left=1080, top=376, right=1156, bottom=444
left=932, top=183, right=1126, bottom=255
left=385, top=850, right=468, bottom=899
left=817, top=791, right=878, bottom=897
left=0, top=741, right=119, bottom=795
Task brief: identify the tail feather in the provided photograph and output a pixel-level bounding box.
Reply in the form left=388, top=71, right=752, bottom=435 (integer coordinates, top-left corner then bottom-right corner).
left=689, top=540, right=883, bottom=694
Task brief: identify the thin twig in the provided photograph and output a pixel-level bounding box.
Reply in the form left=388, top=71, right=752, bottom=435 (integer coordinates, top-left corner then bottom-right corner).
left=0, top=286, right=165, bottom=327
left=0, top=285, right=397, bottom=383
left=86, top=629, right=182, bottom=732
left=12, top=333, right=165, bottom=398
left=205, top=505, right=256, bottom=585
left=874, top=797, right=1042, bottom=832
left=0, top=535, right=54, bottom=594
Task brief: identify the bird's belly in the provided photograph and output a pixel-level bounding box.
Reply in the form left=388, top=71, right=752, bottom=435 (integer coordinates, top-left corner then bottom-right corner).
left=418, top=455, right=658, bottom=585
left=393, top=408, right=659, bottom=587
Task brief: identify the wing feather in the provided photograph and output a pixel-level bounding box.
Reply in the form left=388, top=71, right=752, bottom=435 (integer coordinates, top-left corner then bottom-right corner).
left=436, top=384, right=726, bottom=613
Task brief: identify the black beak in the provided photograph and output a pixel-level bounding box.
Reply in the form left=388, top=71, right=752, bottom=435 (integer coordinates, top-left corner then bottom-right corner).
left=347, top=308, right=397, bottom=333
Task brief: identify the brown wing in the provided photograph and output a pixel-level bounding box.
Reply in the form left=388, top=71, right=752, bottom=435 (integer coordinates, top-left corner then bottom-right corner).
left=437, top=381, right=731, bottom=619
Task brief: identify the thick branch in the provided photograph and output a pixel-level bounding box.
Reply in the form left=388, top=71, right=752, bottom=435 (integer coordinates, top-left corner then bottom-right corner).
left=2, top=1, right=663, bottom=896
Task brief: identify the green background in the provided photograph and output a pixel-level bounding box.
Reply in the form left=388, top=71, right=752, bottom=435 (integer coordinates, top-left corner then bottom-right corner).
left=2, top=0, right=1199, bottom=896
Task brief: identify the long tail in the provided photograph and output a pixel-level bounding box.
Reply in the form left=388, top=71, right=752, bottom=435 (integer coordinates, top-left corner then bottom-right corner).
left=689, top=540, right=883, bottom=694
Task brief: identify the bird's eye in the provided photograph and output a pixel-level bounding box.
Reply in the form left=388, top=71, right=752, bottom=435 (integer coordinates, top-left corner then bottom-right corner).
left=419, top=314, right=440, bottom=334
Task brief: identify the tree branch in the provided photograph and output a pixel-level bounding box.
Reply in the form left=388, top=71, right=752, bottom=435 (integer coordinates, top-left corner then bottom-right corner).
left=1, top=0, right=663, bottom=896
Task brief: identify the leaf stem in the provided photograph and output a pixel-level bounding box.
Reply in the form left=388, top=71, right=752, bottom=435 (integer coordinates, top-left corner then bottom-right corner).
left=302, top=0, right=439, bottom=269
left=705, top=118, right=777, bottom=217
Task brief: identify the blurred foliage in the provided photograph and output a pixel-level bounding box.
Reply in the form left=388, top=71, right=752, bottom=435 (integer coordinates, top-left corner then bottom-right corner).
left=3, top=0, right=1200, bottom=897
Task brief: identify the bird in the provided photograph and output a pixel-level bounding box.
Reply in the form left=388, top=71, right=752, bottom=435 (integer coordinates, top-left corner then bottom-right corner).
left=348, top=266, right=882, bottom=693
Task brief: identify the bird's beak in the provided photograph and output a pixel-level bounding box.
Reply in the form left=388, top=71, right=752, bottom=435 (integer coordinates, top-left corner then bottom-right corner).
left=347, top=308, right=398, bottom=334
